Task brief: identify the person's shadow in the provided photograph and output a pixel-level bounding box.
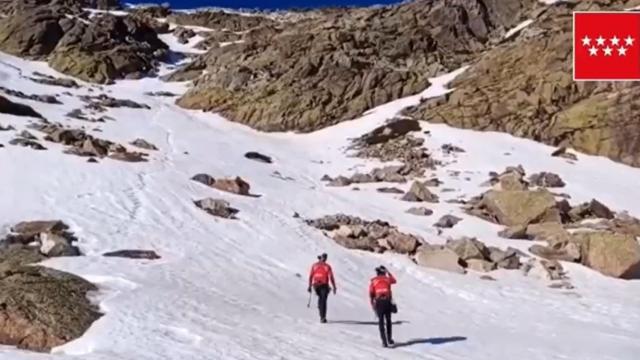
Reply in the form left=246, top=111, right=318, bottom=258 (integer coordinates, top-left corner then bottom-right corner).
left=328, top=320, right=407, bottom=326
left=392, top=336, right=467, bottom=348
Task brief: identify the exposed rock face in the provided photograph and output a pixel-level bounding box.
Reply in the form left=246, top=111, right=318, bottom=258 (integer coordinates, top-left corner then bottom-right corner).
left=174, top=27, right=196, bottom=44
left=357, top=119, right=421, bottom=146
left=192, top=174, right=253, bottom=196
left=167, top=10, right=276, bottom=32
left=0, top=8, right=64, bottom=57
left=194, top=198, right=239, bottom=219
left=0, top=95, right=44, bottom=118
left=0, top=4, right=167, bottom=83
left=415, top=245, right=466, bottom=274
left=50, top=14, right=168, bottom=83
left=306, top=214, right=423, bottom=254
left=529, top=242, right=581, bottom=262
left=176, top=0, right=535, bottom=132
left=407, top=0, right=640, bottom=168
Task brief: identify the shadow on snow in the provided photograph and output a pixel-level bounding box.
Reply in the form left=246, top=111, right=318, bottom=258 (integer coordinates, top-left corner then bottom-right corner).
left=392, top=336, right=467, bottom=348
left=328, top=320, right=408, bottom=326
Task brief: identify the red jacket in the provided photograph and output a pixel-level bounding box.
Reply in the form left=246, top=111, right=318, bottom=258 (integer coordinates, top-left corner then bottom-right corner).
left=309, top=261, right=336, bottom=288
left=369, top=274, right=396, bottom=302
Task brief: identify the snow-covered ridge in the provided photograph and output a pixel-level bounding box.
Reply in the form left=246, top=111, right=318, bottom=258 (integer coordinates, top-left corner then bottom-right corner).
left=1, top=37, right=640, bottom=360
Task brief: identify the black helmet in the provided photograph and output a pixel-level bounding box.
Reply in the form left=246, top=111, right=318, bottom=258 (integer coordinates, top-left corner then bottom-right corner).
left=375, top=266, right=386, bottom=275
left=319, top=253, right=328, bottom=261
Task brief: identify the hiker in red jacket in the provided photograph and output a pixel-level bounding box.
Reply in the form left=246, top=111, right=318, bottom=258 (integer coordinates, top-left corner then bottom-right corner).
left=369, top=266, right=397, bottom=347
left=308, top=253, right=337, bottom=323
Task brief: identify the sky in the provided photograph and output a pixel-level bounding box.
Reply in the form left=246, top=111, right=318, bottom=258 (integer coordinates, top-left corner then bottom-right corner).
left=128, top=0, right=402, bottom=10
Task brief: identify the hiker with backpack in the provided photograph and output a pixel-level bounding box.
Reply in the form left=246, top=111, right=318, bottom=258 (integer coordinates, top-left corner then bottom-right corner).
left=307, top=253, right=337, bottom=323
left=369, top=265, right=397, bottom=347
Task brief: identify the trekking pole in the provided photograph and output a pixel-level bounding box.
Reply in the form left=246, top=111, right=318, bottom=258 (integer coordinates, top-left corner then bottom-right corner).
left=307, top=290, right=313, bottom=308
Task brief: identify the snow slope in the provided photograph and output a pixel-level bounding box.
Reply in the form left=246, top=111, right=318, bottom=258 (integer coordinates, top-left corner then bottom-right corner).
left=1, top=49, right=640, bottom=360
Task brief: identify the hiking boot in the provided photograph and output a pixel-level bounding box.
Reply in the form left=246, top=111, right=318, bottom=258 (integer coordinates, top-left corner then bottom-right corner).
left=320, top=318, right=327, bottom=323
left=388, top=339, right=395, bottom=346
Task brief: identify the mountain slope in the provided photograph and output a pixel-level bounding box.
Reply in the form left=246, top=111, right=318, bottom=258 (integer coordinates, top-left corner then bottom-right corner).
left=1, top=37, right=640, bottom=360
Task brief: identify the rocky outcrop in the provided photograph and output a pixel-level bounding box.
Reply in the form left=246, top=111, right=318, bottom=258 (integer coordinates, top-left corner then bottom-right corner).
left=4, top=220, right=80, bottom=257
left=306, top=214, right=423, bottom=254
left=194, top=198, right=239, bottom=219
left=0, top=95, right=44, bottom=118
left=174, top=27, right=196, bottom=44
left=176, top=0, right=535, bottom=132
left=0, top=3, right=167, bottom=83
left=9, top=138, right=47, bottom=150
left=407, top=0, right=640, bottom=168
left=32, top=123, right=148, bottom=162
left=80, top=95, right=150, bottom=110
left=29, top=73, right=79, bottom=88
left=166, top=10, right=276, bottom=32
left=466, top=189, right=559, bottom=226
left=0, top=87, right=61, bottom=104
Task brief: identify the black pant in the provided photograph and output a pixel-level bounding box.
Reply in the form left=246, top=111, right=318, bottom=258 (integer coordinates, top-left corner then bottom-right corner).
left=314, top=284, right=330, bottom=320
left=375, top=297, right=393, bottom=346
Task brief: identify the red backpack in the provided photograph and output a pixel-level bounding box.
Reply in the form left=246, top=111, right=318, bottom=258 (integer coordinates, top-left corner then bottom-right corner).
left=311, top=263, right=331, bottom=285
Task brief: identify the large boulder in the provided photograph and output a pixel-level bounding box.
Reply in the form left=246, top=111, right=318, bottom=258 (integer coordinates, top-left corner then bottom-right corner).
left=415, top=245, right=466, bottom=274
left=0, top=265, right=101, bottom=352
left=479, top=189, right=559, bottom=226
left=446, top=237, right=490, bottom=261
left=572, top=231, right=640, bottom=279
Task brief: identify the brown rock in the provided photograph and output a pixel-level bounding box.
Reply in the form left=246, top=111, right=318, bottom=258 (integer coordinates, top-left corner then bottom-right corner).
left=212, top=177, right=252, bottom=196
left=529, top=243, right=581, bottom=262
left=446, top=237, right=490, bottom=261
left=572, top=231, right=640, bottom=279
left=194, top=198, right=239, bottom=219
left=0, top=263, right=101, bottom=352
left=466, top=259, right=497, bottom=273
left=402, top=181, right=439, bottom=203
left=415, top=245, right=466, bottom=274
left=434, top=215, right=462, bottom=228
left=479, top=189, right=558, bottom=226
